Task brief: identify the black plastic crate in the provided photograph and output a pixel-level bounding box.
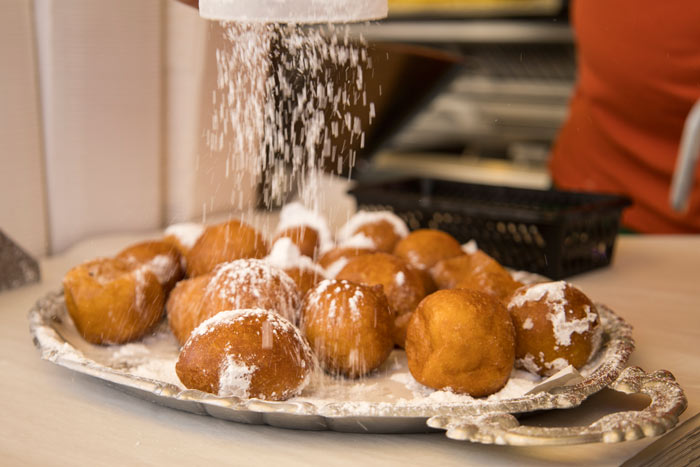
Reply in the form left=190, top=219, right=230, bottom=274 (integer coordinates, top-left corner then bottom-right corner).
left=348, top=178, right=632, bottom=279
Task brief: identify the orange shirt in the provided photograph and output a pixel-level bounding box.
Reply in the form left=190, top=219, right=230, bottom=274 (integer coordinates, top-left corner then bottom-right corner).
left=549, top=0, right=700, bottom=233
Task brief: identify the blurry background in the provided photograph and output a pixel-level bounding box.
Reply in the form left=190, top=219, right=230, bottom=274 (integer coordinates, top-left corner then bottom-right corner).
left=0, top=0, right=573, bottom=257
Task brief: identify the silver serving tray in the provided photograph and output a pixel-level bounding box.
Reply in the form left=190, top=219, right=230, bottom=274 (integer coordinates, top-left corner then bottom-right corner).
left=28, top=290, right=687, bottom=445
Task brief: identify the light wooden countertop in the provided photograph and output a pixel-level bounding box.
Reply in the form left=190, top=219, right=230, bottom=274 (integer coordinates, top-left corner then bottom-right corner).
left=1, top=234, right=698, bottom=466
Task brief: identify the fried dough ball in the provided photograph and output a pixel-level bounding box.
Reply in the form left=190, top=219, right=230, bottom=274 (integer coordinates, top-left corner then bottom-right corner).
left=163, top=222, right=204, bottom=258
left=301, top=280, right=393, bottom=378
left=405, top=289, right=515, bottom=397
left=507, top=281, right=602, bottom=377
left=393, top=229, right=464, bottom=271
left=431, top=250, right=522, bottom=303
left=185, top=220, right=267, bottom=277
left=63, top=257, right=165, bottom=345
left=336, top=252, right=426, bottom=348
left=430, top=252, right=475, bottom=290
left=273, top=226, right=319, bottom=258
left=176, top=309, right=314, bottom=401
left=317, top=246, right=376, bottom=278
left=338, top=211, right=409, bottom=253
left=166, top=259, right=301, bottom=346
left=116, top=240, right=184, bottom=294
left=166, top=273, right=211, bottom=345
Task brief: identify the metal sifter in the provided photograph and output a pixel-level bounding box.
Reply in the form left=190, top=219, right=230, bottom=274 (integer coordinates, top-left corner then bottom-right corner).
left=198, top=0, right=388, bottom=23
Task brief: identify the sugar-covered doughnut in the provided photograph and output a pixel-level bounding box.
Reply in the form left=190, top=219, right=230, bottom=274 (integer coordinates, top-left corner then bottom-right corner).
left=301, top=280, right=393, bottom=378
left=507, top=281, right=602, bottom=376
left=63, top=257, right=164, bottom=345
left=176, top=309, right=314, bottom=401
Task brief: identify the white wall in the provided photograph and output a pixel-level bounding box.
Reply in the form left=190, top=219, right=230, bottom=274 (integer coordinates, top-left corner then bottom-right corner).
left=0, top=0, right=49, bottom=257
left=34, top=0, right=164, bottom=253
left=0, top=0, right=260, bottom=257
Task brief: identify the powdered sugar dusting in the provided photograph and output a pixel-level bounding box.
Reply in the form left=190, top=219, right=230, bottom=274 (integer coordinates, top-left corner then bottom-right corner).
left=522, top=317, right=534, bottom=330
left=462, top=240, right=478, bottom=255
left=508, top=281, right=598, bottom=347
left=131, top=266, right=148, bottom=313
left=544, top=357, right=570, bottom=373
left=206, top=259, right=300, bottom=323
left=340, top=232, right=376, bottom=249
left=265, top=237, right=326, bottom=278
left=305, top=279, right=366, bottom=323
left=548, top=303, right=598, bottom=347
left=323, top=256, right=349, bottom=278
left=338, top=211, right=409, bottom=243
left=146, top=254, right=178, bottom=285
left=165, top=223, right=204, bottom=249
left=219, top=353, right=257, bottom=398
left=275, top=202, right=334, bottom=253
left=508, top=281, right=567, bottom=310
left=517, top=353, right=541, bottom=374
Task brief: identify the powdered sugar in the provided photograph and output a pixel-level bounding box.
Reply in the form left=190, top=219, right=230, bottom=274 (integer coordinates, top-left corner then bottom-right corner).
left=206, top=259, right=301, bottom=323
left=265, top=237, right=326, bottom=278
left=548, top=303, right=599, bottom=347
left=275, top=202, right=334, bottom=253
left=462, top=240, right=478, bottom=255
left=544, top=357, right=570, bottom=373
left=305, top=279, right=366, bottom=322
left=508, top=281, right=598, bottom=347
left=517, top=353, right=541, bottom=374
left=323, top=256, right=349, bottom=278
left=340, top=232, right=376, bottom=249
left=394, top=271, right=405, bottom=287
left=190, top=308, right=301, bottom=342
left=164, top=223, right=204, bottom=249
left=208, top=23, right=372, bottom=216
left=508, top=281, right=567, bottom=310
left=219, top=354, right=257, bottom=398
left=145, top=254, right=178, bottom=285
left=338, top=211, right=409, bottom=243
left=131, top=266, right=148, bottom=313
left=522, top=317, right=534, bottom=330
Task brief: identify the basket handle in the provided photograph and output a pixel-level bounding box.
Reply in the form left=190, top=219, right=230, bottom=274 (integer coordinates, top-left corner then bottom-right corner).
left=426, top=366, right=687, bottom=446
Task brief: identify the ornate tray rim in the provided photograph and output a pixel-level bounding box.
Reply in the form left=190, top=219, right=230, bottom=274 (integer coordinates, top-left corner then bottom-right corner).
left=28, top=290, right=686, bottom=444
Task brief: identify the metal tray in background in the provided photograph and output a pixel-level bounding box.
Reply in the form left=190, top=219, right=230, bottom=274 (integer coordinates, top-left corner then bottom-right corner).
left=28, top=290, right=686, bottom=445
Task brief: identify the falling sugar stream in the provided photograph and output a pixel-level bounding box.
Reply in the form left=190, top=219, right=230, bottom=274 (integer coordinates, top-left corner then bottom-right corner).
left=206, top=22, right=372, bottom=236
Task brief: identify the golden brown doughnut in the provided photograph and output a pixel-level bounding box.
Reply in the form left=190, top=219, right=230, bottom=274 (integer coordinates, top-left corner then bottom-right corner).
left=431, top=249, right=522, bottom=303
left=186, top=219, right=267, bottom=277
left=335, top=252, right=426, bottom=348
left=116, top=240, right=184, bottom=294
left=393, top=229, right=464, bottom=271
left=405, top=289, right=515, bottom=397
left=176, top=309, right=314, bottom=401
left=301, top=280, right=393, bottom=378
left=166, top=259, right=301, bottom=346
left=63, top=257, right=165, bottom=345
left=507, top=281, right=601, bottom=376
left=165, top=273, right=212, bottom=345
